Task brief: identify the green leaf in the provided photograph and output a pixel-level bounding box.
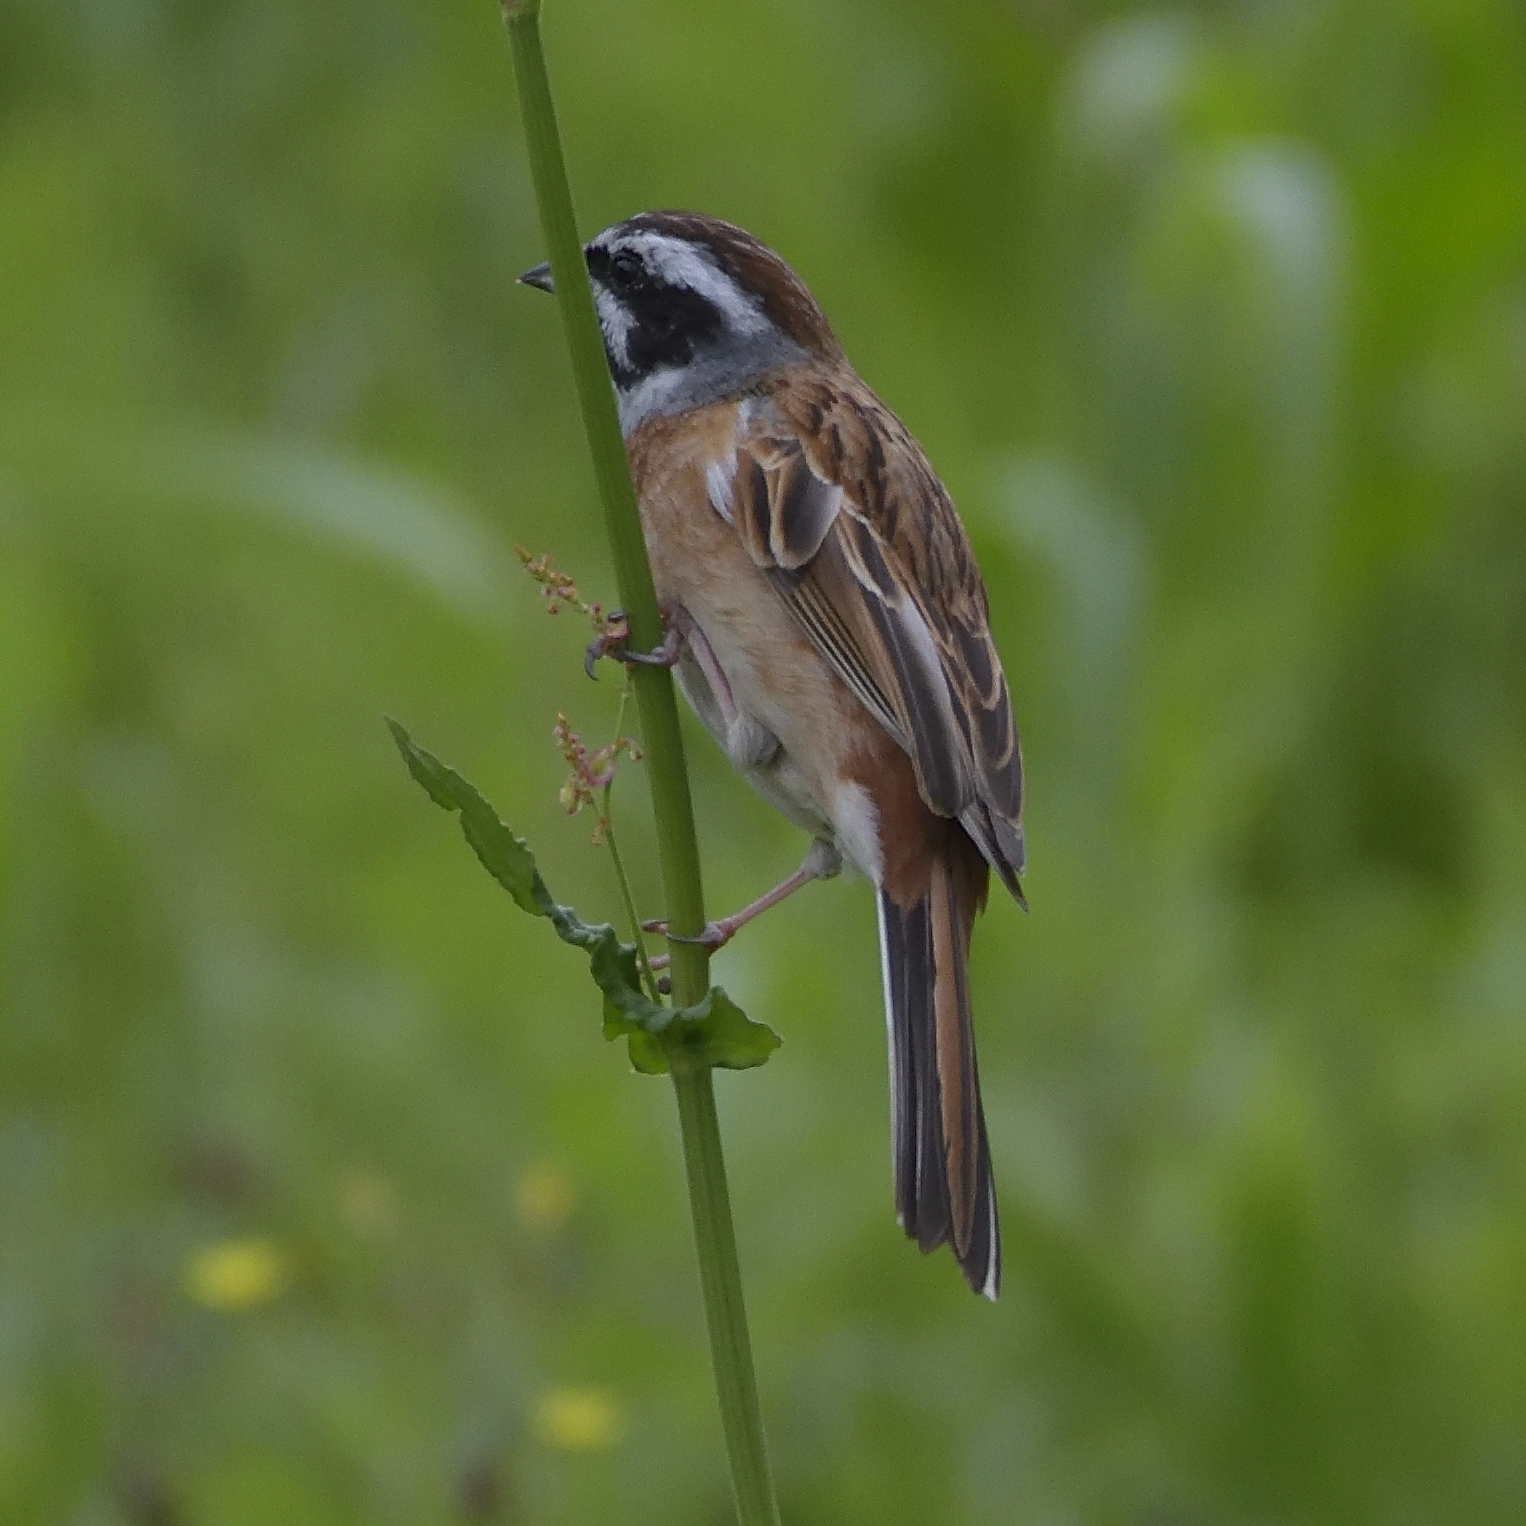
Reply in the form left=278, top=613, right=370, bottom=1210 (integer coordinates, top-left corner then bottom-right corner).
left=388, top=721, right=780, bottom=1074
left=600, top=984, right=781, bottom=1075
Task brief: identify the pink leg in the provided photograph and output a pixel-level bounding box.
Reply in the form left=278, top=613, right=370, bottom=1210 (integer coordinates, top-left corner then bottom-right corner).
left=585, top=605, right=751, bottom=737
left=677, top=615, right=742, bottom=729
left=644, top=841, right=840, bottom=956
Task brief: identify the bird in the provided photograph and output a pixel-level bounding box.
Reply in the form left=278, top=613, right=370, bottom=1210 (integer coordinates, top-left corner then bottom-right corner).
left=521, top=212, right=1024, bottom=1298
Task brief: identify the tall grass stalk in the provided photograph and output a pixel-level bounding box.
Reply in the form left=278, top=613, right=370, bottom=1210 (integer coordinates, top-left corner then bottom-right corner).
left=499, top=5, right=782, bottom=1521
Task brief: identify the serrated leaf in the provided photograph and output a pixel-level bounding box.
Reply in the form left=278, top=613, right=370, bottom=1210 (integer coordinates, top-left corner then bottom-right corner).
left=388, top=720, right=781, bottom=1074
left=388, top=717, right=544, bottom=915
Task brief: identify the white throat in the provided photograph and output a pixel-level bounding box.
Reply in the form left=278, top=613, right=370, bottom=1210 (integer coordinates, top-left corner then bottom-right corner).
left=615, top=332, right=809, bottom=437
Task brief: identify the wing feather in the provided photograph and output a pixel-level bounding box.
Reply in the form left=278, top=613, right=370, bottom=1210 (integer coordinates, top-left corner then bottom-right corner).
left=716, top=383, right=1025, bottom=896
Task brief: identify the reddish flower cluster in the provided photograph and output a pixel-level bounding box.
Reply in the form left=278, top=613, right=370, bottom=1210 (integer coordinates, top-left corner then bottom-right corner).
left=551, top=712, right=642, bottom=844
left=516, top=546, right=613, bottom=632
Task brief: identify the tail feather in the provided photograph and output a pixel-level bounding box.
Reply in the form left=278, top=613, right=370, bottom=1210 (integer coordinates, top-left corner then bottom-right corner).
left=876, top=848, right=1000, bottom=1299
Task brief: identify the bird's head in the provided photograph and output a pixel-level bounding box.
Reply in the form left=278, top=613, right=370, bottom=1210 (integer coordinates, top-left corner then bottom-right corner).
left=521, top=211, right=842, bottom=434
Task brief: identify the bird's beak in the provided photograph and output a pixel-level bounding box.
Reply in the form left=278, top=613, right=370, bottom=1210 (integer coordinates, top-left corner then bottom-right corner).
left=518, top=262, right=554, bottom=293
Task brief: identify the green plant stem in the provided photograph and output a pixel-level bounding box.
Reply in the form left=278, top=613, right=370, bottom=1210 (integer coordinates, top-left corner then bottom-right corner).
left=600, top=681, right=661, bottom=1001
left=602, top=820, right=660, bottom=1002
left=500, top=0, right=706, bottom=993
left=500, top=6, right=781, bottom=1523
left=670, top=1051, right=777, bottom=1519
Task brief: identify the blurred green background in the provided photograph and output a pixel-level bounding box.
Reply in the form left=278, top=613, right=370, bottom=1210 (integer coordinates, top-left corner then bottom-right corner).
left=3, top=0, right=1525, bottom=1521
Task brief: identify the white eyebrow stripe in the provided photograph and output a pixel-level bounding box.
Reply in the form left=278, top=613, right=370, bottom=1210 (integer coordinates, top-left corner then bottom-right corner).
left=621, top=231, right=769, bottom=335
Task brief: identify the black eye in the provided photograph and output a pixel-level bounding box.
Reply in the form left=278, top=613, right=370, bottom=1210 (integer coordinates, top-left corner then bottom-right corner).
left=609, top=248, right=642, bottom=286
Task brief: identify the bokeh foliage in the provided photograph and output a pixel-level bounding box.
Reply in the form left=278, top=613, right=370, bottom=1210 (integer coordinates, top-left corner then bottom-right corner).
left=3, top=0, right=1524, bottom=1521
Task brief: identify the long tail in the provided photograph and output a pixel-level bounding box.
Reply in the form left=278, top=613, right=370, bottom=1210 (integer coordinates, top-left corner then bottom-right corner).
left=876, top=839, right=1000, bottom=1299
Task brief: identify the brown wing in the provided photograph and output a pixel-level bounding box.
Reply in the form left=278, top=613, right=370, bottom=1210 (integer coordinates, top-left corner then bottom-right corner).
left=714, top=379, right=1026, bottom=901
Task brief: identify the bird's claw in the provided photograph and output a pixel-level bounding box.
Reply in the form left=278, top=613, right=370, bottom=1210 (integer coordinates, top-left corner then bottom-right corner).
left=640, top=916, right=735, bottom=952
left=584, top=610, right=684, bottom=679
left=583, top=613, right=629, bottom=679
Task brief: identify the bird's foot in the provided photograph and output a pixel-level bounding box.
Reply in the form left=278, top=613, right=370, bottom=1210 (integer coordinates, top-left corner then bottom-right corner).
left=584, top=607, right=685, bottom=679
left=642, top=841, right=839, bottom=954
left=640, top=915, right=738, bottom=953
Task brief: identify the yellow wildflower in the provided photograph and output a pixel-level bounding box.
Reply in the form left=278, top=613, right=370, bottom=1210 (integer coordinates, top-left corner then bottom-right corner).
left=531, top=1386, right=625, bottom=1451
left=185, top=1236, right=287, bottom=1311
